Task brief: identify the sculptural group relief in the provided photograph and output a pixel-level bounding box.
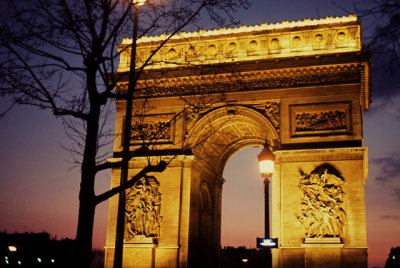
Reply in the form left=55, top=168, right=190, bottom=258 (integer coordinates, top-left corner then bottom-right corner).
left=128, top=112, right=177, bottom=145
left=298, top=164, right=345, bottom=239
left=131, top=121, right=171, bottom=142
left=295, top=110, right=346, bottom=132
left=290, top=102, right=351, bottom=136
left=125, top=176, right=162, bottom=241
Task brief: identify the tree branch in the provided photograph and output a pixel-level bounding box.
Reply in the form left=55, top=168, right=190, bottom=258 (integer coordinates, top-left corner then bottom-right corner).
left=95, top=160, right=167, bottom=204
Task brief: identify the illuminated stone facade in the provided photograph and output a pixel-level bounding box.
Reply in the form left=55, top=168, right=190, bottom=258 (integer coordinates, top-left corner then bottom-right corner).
left=105, top=15, right=370, bottom=267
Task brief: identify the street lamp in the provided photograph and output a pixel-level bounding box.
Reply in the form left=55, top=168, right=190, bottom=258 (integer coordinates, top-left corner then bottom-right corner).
left=134, top=0, right=147, bottom=5
left=114, top=1, right=148, bottom=267
left=257, top=142, right=275, bottom=268
left=257, top=144, right=275, bottom=179
left=8, top=245, right=17, bottom=252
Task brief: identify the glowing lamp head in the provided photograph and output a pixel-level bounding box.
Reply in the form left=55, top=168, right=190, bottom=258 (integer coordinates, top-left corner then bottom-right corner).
left=8, top=245, right=17, bottom=252
left=133, top=0, right=147, bottom=6
left=257, top=145, right=275, bottom=178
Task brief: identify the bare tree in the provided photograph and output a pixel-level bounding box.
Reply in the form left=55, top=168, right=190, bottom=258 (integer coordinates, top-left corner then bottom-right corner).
left=355, top=0, right=400, bottom=67
left=0, top=0, right=250, bottom=266
left=394, top=187, right=400, bottom=201
left=353, top=1, right=400, bottom=199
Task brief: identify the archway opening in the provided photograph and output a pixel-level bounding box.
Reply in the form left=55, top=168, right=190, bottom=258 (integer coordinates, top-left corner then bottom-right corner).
left=186, top=105, right=279, bottom=266
left=221, top=146, right=269, bottom=248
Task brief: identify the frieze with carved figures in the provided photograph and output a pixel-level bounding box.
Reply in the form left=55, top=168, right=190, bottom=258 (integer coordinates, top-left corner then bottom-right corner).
left=295, top=110, right=346, bottom=132
left=290, top=102, right=351, bottom=136
left=132, top=68, right=361, bottom=98
left=131, top=121, right=171, bottom=142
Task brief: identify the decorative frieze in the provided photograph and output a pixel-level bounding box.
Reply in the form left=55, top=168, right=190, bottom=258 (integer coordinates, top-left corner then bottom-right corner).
left=298, top=164, right=345, bottom=239
left=126, top=65, right=361, bottom=99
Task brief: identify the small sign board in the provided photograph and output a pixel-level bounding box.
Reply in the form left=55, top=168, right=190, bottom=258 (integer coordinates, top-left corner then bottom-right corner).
left=256, top=238, right=278, bottom=248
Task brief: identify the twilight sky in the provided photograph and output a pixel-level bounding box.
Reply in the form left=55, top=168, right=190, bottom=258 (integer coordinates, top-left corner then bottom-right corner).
left=1, top=1, right=399, bottom=268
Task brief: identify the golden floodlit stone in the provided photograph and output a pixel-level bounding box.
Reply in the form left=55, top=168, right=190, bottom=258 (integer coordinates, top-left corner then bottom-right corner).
left=105, top=15, right=369, bottom=267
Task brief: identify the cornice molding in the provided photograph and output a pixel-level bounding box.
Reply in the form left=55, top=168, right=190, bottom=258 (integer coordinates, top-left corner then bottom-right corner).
left=117, top=63, right=369, bottom=109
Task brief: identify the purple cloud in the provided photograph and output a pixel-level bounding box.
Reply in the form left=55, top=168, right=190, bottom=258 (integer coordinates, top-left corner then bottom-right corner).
left=381, top=215, right=400, bottom=220
left=366, top=48, right=400, bottom=118
left=371, top=153, right=400, bottom=183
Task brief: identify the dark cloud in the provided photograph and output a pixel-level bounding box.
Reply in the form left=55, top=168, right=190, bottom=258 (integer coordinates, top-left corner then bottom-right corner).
left=371, top=62, right=400, bottom=99
left=371, top=153, right=400, bottom=183
left=366, top=46, right=400, bottom=118
left=359, top=2, right=400, bottom=107
left=381, top=215, right=400, bottom=220
left=393, top=187, right=400, bottom=200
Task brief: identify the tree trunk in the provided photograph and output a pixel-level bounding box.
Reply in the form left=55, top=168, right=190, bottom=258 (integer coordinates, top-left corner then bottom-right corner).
left=75, top=128, right=98, bottom=267
left=75, top=77, right=101, bottom=266
left=75, top=131, right=97, bottom=267
left=75, top=186, right=96, bottom=267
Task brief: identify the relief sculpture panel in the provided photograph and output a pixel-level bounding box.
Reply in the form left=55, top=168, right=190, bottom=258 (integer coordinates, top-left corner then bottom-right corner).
left=131, top=121, right=171, bottom=142
left=290, top=102, right=351, bottom=137
left=125, top=176, right=162, bottom=241
left=298, top=164, right=345, bottom=239
left=129, top=113, right=176, bottom=144
left=295, top=110, right=346, bottom=132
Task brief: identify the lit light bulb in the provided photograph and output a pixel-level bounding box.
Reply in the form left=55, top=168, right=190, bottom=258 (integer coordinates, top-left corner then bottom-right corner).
left=133, top=0, right=147, bottom=6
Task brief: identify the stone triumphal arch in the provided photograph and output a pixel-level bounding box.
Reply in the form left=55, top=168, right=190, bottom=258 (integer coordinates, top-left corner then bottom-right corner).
left=105, top=15, right=370, bottom=267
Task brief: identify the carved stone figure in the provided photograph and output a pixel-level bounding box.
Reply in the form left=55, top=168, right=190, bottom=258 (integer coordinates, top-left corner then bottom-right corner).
left=184, top=105, right=211, bottom=137
left=264, top=102, right=280, bottom=129
left=125, top=176, right=162, bottom=241
left=298, top=164, right=345, bottom=238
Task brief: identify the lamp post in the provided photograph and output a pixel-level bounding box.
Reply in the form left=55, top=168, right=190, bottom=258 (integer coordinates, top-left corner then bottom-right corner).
left=257, top=143, right=275, bottom=268
left=114, top=1, right=147, bottom=267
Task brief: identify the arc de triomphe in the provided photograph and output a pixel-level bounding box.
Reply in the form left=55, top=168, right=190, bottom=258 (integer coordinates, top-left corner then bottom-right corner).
left=105, top=15, right=370, bottom=267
